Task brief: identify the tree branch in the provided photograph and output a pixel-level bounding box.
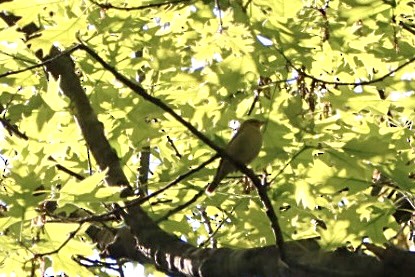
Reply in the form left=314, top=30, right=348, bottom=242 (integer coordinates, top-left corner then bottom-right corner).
left=128, top=155, right=218, bottom=206
left=278, top=48, right=415, bottom=87
left=89, top=0, right=191, bottom=11
left=0, top=116, right=29, bottom=140
left=155, top=188, right=206, bottom=223
left=43, top=46, right=133, bottom=195
left=48, top=157, right=85, bottom=181
left=32, top=224, right=83, bottom=259
left=0, top=45, right=81, bottom=79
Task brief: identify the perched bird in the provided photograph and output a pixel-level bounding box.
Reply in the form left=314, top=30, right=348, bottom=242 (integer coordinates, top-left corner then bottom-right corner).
left=206, top=119, right=264, bottom=193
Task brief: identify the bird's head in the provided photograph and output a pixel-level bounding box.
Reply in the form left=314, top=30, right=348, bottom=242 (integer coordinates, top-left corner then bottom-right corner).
left=241, top=119, right=264, bottom=129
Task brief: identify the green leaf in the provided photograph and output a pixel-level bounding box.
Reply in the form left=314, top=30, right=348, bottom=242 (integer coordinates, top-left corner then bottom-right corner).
left=41, top=74, right=69, bottom=111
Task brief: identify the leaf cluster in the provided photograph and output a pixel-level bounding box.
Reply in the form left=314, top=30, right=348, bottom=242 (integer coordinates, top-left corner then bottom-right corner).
left=1, top=0, right=415, bottom=275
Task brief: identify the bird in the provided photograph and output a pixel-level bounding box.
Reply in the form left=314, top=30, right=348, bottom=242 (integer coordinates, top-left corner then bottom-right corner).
left=206, top=119, right=264, bottom=193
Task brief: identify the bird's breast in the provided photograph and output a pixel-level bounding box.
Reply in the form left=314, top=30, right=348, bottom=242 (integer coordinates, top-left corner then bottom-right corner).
left=227, top=126, right=262, bottom=163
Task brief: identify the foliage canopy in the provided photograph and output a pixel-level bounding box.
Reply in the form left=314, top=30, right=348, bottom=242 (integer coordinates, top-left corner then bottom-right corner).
left=1, top=0, right=415, bottom=276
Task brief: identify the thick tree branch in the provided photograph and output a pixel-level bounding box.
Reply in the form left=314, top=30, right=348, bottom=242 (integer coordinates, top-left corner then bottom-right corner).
left=0, top=10, right=131, bottom=194
left=43, top=47, right=133, bottom=195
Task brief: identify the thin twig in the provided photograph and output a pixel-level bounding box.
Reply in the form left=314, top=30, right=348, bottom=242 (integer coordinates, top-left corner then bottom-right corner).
left=155, top=187, right=206, bottom=223
left=214, top=0, right=224, bottom=33
left=0, top=44, right=81, bottom=79
left=127, top=155, right=218, bottom=206
left=0, top=50, right=37, bottom=65
left=73, top=254, right=121, bottom=269
left=270, top=145, right=310, bottom=184
left=32, top=224, right=83, bottom=258
left=166, top=135, right=182, bottom=158
left=87, top=147, right=93, bottom=176
left=48, top=157, right=85, bottom=180
left=197, top=205, right=217, bottom=248
left=89, top=0, right=191, bottom=11
left=198, top=204, right=239, bottom=248
left=397, top=19, right=415, bottom=36
left=47, top=155, right=219, bottom=224
left=278, top=48, right=415, bottom=86
left=248, top=76, right=272, bottom=115
left=0, top=117, right=29, bottom=140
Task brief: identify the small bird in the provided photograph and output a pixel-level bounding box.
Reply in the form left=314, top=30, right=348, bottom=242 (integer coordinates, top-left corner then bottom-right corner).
left=206, top=119, right=264, bottom=193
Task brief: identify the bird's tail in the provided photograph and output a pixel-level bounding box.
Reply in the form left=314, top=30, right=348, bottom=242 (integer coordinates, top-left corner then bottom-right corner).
left=206, top=179, right=219, bottom=194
